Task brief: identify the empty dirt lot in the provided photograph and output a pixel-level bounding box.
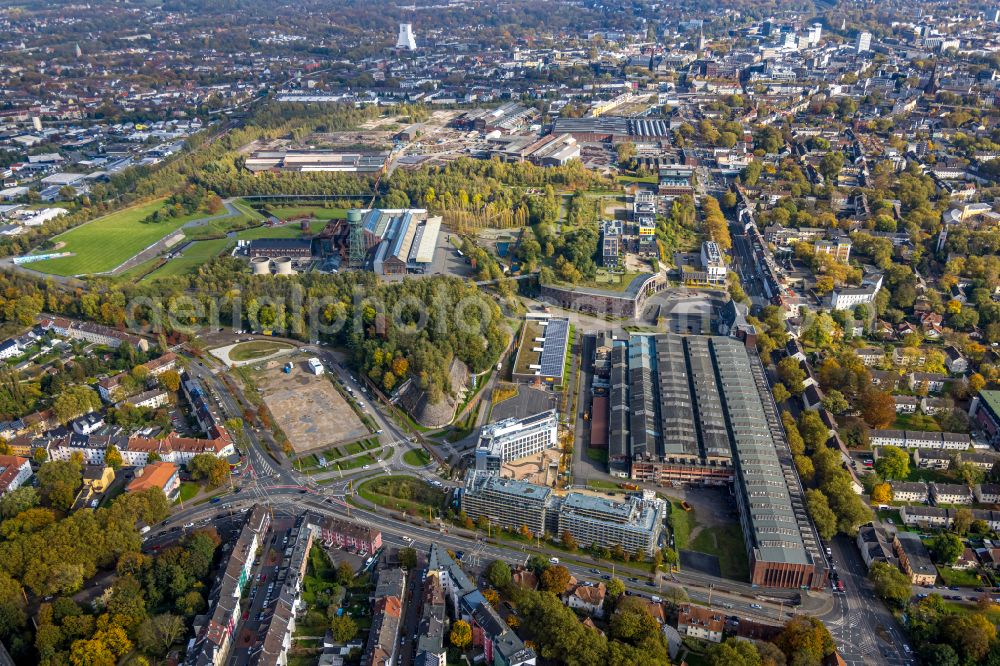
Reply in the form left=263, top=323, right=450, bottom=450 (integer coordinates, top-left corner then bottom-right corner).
left=257, top=359, right=368, bottom=453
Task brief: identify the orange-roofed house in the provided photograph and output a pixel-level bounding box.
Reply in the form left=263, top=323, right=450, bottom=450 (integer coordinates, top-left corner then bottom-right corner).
left=126, top=461, right=180, bottom=499
left=0, top=455, right=32, bottom=496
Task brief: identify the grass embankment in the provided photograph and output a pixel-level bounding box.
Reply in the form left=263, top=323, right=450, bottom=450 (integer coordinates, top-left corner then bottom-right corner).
left=356, top=475, right=443, bottom=516
left=229, top=340, right=294, bottom=362
left=403, top=448, right=432, bottom=466
left=266, top=206, right=349, bottom=221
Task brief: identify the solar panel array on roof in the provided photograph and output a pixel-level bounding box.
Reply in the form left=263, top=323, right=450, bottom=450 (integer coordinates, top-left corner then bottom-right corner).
left=538, top=319, right=568, bottom=380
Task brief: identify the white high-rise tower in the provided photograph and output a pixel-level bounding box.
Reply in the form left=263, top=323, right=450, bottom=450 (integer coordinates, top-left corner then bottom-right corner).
left=808, top=23, right=822, bottom=46
left=396, top=23, right=416, bottom=50
left=856, top=31, right=871, bottom=53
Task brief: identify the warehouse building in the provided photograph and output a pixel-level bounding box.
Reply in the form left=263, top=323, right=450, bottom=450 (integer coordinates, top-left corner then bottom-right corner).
left=540, top=272, right=666, bottom=319
left=244, top=150, right=388, bottom=173
left=317, top=208, right=441, bottom=276
left=474, top=410, right=558, bottom=474
left=601, top=333, right=826, bottom=589
left=489, top=133, right=580, bottom=166
left=245, top=238, right=314, bottom=260
left=551, top=117, right=672, bottom=143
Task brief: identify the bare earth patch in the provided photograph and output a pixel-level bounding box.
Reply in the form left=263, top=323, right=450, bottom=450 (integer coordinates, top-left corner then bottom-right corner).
left=257, top=360, right=368, bottom=453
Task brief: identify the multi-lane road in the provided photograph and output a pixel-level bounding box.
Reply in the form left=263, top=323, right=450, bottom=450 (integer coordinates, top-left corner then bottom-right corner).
left=820, top=535, right=913, bottom=666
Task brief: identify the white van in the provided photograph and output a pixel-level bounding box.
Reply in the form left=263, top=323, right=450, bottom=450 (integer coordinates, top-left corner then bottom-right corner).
left=549, top=557, right=559, bottom=565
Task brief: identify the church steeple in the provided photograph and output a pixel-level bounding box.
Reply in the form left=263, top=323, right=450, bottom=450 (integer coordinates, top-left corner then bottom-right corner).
left=924, top=62, right=939, bottom=96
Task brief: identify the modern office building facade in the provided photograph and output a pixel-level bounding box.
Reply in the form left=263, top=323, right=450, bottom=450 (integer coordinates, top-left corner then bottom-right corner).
left=556, top=490, right=666, bottom=555
left=461, top=472, right=552, bottom=536
left=474, top=410, right=559, bottom=474
left=461, top=473, right=665, bottom=555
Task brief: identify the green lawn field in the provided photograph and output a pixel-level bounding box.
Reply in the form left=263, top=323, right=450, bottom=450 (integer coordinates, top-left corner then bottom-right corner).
left=141, top=238, right=234, bottom=282
left=31, top=199, right=206, bottom=276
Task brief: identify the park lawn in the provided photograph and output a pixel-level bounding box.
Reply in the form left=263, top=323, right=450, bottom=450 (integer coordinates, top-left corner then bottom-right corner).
left=174, top=481, right=200, bottom=504
left=229, top=340, right=293, bottom=362
left=232, top=199, right=265, bottom=221
left=267, top=206, right=349, bottom=221
left=142, top=238, right=233, bottom=282
left=617, top=174, right=659, bottom=185
left=301, top=545, right=338, bottom=607
left=942, top=600, right=1000, bottom=624
left=669, top=500, right=695, bottom=550
left=936, top=566, right=986, bottom=588
left=585, top=447, right=609, bottom=464
left=31, top=199, right=207, bottom=276
left=550, top=270, right=645, bottom=293
left=906, top=467, right=956, bottom=484
left=892, top=412, right=942, bottom=431
left=335, top=454, right=377, bottom=471
left=403, top=448, right=431, bottom=466
left=689, top=524, right=750, bottom=581
left=182, top=216, right=253, bottom=240
left=344, top=441, right=367, bottom=456
left=322, top=447, right=346, bottom=461
left=586, top=479, right=621, bottom=491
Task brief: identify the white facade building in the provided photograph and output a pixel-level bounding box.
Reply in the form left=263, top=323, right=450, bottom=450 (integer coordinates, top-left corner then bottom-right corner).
left=474, top=410, right=558, bottom=473
left=396, top=23, right=417, bottom=50
left=856, top=31, right=872, bottom=53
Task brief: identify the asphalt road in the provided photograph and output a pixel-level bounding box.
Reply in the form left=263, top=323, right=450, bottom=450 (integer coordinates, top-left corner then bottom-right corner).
left=820, top=535, right=913, bottom=666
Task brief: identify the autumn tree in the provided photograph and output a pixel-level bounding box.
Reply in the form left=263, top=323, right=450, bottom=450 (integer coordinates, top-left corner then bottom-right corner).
left=871, top=483, right=892, bottom=505
left=450, top=620, right=472, bottom=649
left=187, top=454, right=229, bottom=487
left=929, top=533, right=963, bottom=566
left=136, top=613, right=185, bottom=658
left=940, top=612, right=997, bottom=662
left=777, top=357, right=806, bottom=394
left=774, top=616, right=835, bottom=665
left=105, top=445, right=123, bottom=470
left=330, top=614, right=358, bottom=643
left=869, top=561, right=912, bottom=609
left=540, top=565, right=572, bottom=593
left=861, top=389, right=896, bottom=428
left=874, top=446, right=909, bottom=480
left=707, top=637, right=765, bottom=666
left=953, top=508, right=973, bottom=536
left=159, top=370, right=181, bottom=392
left=37, top=459, right=83, bottom=511
left=805, top=490, right=838, bottom=540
